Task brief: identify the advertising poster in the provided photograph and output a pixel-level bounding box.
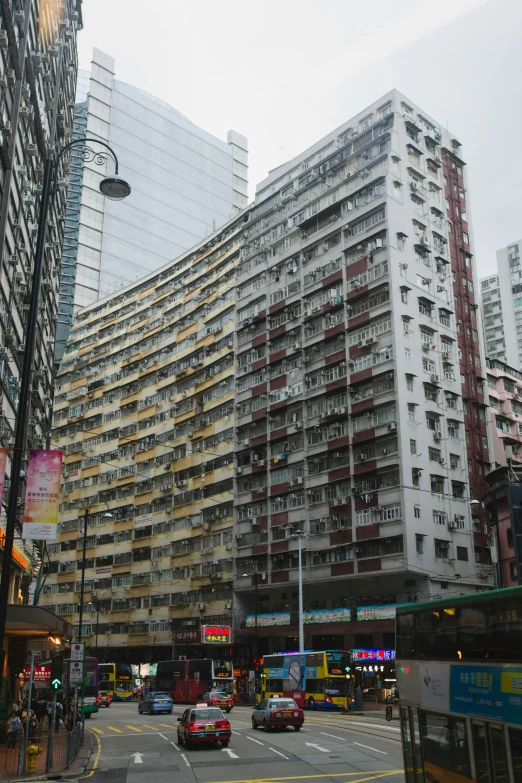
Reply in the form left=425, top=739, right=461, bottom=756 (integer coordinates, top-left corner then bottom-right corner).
left=357, top=604, right=397, bottom=621
left=22, top=449, right=63, bottom=540
left=449, top=664, right=522, bottom=726
left=246, top=612, right=290, bottom=627
left=419, top=662, right=450, bottom=711
left=303, top=607, right=351, bottom=624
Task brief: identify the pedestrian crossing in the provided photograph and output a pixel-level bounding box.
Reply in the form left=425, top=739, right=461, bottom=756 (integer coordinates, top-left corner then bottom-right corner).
left=89, top=723, right=178, bottom=735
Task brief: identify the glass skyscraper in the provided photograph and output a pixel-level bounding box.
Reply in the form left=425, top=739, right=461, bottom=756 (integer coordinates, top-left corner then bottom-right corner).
left=55, top=48, right=248, bottom=365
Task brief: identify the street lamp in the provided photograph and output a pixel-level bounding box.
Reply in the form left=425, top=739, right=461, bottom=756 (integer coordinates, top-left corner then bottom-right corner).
left=242, top=569, right=265, bottom=664
left=78, top=506, right=112, bottom=643
left=292, top=530, right=306, bottom=653
left=0, top=138, right=130, bottom=672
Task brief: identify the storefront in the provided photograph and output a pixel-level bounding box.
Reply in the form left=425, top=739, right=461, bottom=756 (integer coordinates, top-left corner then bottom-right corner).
left=350, top=648, right=396, bottom=702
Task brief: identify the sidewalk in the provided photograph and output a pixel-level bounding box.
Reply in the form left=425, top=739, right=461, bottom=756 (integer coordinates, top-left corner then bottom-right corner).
left=0, top=728, right=94, bottom=782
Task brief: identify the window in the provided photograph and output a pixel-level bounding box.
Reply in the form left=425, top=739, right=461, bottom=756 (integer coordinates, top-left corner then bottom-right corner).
left=408, top=403, right=416, bottom=422
left=507, top=528, right=514, bottom=548
left=433, top=511, right=447, bottom=525
left=414, top=505, right=421, bottom=519
left=510, top=561, right=518, bottom=580
left=410, top=439, right=417, bottom=454
left=416, top=535, right=424, bottom=555
left=457, top=546, right=468, bottom=561
left=434, top=539, right=450, bottom=559
left=454, top=515, right=465, bottom=529
left=430, top=475, right=444, bottom=493
left=412, top=469, right=420, bottom=487
left=406, top=375, right=414, bottom=391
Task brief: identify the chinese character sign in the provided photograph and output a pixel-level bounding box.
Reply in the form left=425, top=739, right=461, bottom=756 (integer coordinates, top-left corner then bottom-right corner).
left=22, top=450, right=63, bottom=540
left=201, top=625, right=233, bottom=644
left=351, top=649, right=395, bottom=661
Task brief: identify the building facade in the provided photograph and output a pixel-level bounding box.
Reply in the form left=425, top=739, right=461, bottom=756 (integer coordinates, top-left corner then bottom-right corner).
left=41, top=212, right=249, bottom=663
left=233, top=90, right=492, bottom=655
left=55, top=48, right=248, bottom=366
left=480, top=242, right=522, bottom=370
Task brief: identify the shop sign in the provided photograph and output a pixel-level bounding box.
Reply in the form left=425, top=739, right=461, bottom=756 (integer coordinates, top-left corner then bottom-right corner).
left=356, top=604, right=397, bottom=621
left=351, top=648, right=395, bottom=661
left=24, top=664, right=51, bottom=682
left=174, top=630, right=199, bottom=643
left=201, top=624, right=232, bottom=644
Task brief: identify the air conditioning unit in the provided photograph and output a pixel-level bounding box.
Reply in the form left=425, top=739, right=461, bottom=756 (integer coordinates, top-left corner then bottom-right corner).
left=365, top=338, right=376, bottom=346
left=242, top=439, right=250, bottom=447
left=387, top=423, right=396, bottom=431
left=434, top=431, right=442, bottom=440
left=198, top=602, right=205, bottom=610
left=293, top=421, right=302, bottom=429
left=176, top=480, right=187, bottom=488
left=356, top=454, right=366, bottom=462
left=431, top=374, right=440, bottom=383
left=447, top=520, right=457, bottom=530
left=381, top=448, right=390, bottom=455
left=291, top=477, right=303, bottom=486
left=257, top=459, right=265, bottom=467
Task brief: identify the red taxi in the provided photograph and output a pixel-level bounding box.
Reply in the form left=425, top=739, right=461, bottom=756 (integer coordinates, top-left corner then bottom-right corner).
left=177, top=705, right=231, bottom=748
left=252, top=696, right=304, bottom=731
left=96, top=691, right=112, bottom=708
left=202, top=691, right=234, bottom=713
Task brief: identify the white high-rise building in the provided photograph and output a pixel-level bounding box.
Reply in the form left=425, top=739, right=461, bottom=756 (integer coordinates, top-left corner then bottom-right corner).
left=56, top=48, right=248, bottom=364
left=234, top=89, right=493, bottom=655
left=480, top=242, right=522, bottom=369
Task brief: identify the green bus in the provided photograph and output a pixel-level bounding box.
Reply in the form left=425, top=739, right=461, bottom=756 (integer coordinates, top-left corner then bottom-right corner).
left=396, top=586, right=522, bottom=783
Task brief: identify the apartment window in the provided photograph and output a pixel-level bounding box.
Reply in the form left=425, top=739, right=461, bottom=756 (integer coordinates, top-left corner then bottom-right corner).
left=412, top=469, right=420, bottom=487
left=406, top=375, right=414, bottom=391
left=410, top=439, right=417, bottom=454
left=463, top=233, right=469, bottom=244
left=414, top=505, right=421, bottom=519
left=408, top=403, right=416, bottom=422
left=431, top=475, right=445, bottom=494
left=433, top=510, right=447, bottom=525
left=507, top=528, right=514, bottom=548
left=429, top=447, right=441, bottom=462
left=434, top=539, right=450, bottom=559
left=457, top=546, right=468, bottom=561
left=405, top=347, right=411, bottom=361
left=510, top=561, right=518, bottom=580
left=401, top=288, right=408, bottom=304
left=454, top=515, right=465, bottom=529
left=416, top=535, right=424, bottom=555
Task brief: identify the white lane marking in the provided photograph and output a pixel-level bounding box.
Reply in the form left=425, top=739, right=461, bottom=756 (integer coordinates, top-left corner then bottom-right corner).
left=269, top=748, right=289, bottom=759
left=131, top=752, right=143, bottom=764
left=246, top=736, right=264, bottom=745
left=346, top=721, right=400, bottom=732
left=321, top=732, right=346, bottom=741
left=300, top=727, right=311, bottom=731
left=232, top=731, right=242, bottom=735
left=222, top=747, right=239, bottom=759
left=159, top=733, right=168, bottom=740
left=170, top=741, right=180, bottom=752
left=353, top=741, right=388, bottom=754
left=181, top=753, right=191, bottom=767
left=305, top=742, right=329, bottom=752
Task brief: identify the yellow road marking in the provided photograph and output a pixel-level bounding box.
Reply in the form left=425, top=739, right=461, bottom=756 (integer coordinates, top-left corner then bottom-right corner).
left=160, top=723, right=174, bottom=728
left=125, top=724, right=142, bottom=732
left=204, top=772, right=402, bottom=783
left=90, top=727, right=104, bottom=735
left=107, top=726, right=122, bottom=733
left=77, top=729, right=101, bottom=778
left=141, top=724, right=160, bottom=730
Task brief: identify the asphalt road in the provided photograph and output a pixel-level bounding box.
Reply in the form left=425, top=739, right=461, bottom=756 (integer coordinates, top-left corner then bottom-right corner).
left=76, top=702, right=405, bottom=783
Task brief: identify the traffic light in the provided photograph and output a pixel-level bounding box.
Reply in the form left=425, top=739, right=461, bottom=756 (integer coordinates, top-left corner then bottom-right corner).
left=260, top=672, right=267, bottom=679
left=50, top=655, right=63, bottom=690
left=344, top=664, right=351, bottom=680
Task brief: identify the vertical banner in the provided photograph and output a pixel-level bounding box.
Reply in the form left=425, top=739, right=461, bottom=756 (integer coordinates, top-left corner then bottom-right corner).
left=0, top=448, right=7, bottom=511
left=22, top=449, right=63, bottom=540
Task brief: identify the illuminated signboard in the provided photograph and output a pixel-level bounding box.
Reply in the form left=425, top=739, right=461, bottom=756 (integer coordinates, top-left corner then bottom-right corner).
left=24, top=664, right=51, bottom=682
left=350, top=649, right=395, bottom=661
left=201, top=625, right=233, bottom=645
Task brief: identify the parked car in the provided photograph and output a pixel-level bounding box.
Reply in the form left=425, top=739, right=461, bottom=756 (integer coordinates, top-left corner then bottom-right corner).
left=202, top=691, right=234, bottom=713
left=96, top=691, right=112, bottom=708
left=138, top=691, right=173, bottom=714
left=177, top=706, right=231, bottom=747
left=252, top=696, right=304, bottom=731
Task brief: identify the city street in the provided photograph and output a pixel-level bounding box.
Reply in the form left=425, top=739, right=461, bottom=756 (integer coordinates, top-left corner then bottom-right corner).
left=78, top=703, right=404, bottom=783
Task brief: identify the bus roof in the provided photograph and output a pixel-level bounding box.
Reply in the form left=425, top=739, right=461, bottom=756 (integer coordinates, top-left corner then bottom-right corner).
left=396, top=585, right=522, bottom=615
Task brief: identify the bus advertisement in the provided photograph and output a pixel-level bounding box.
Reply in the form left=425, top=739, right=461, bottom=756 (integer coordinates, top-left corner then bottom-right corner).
left=261, top=650, right=352, bottom=709
left=396, top=586, right=522, bottom=783
left=63, top=656, right=99, bottom=717
left=156, top=659, right=234, bottom=703
left=99, top=663, right=133, bottom=701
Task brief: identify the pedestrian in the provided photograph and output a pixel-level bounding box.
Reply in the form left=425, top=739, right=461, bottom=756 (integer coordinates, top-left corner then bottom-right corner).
left=55, top=701, right=63, bottom=732
left=6, top=711, right=21, bottom=750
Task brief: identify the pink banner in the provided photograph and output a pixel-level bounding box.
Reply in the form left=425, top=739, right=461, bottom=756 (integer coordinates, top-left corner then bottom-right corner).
left=0, top=448, right=7, bottom=512
left=22, top=449, right=63, bottom=540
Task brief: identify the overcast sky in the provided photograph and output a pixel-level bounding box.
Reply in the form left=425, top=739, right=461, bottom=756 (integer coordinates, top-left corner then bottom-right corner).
left=78, top=0, right=521, bottom=278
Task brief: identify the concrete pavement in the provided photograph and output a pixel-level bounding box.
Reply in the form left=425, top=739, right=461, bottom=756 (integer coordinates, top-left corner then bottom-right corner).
left=72, top=702, right=405, bottom=783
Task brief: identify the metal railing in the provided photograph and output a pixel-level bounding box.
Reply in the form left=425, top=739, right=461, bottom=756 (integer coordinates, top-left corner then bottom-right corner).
left=2, top=721, right=84, bottom=776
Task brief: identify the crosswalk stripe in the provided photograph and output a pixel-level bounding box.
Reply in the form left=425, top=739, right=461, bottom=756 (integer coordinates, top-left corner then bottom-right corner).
left=90, top=727, right=104, bottom=735
left=142, top=724, right=160, bottom=730
left=107, top=726, right=122, bottom=733
left=125, top=725, right=142, bottom=732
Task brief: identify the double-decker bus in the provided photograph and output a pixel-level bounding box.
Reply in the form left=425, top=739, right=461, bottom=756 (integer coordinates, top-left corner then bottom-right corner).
left=156, top=659, right=233, bottom=703
left=261, top=650, right=352, bottom=710
left=396, top=586, right=522, bottom=783
left=98, top=663, right=134, bottom=701
left=63, top=656, right=99, bottom=717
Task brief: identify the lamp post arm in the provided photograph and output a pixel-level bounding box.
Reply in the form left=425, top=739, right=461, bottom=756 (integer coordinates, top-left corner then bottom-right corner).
left=56, top=137, right=120, bottom=174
